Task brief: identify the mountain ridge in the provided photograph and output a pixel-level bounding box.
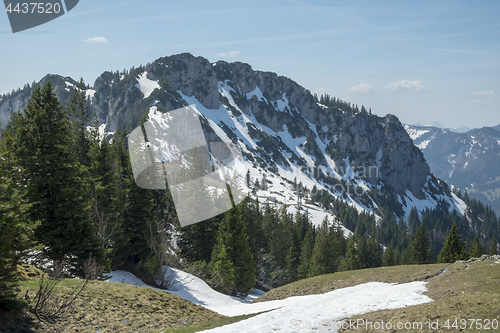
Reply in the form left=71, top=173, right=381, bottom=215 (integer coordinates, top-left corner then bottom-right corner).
left=405, top=123, right=500, bottom=215
left=0, top=53, right=476, bottom=230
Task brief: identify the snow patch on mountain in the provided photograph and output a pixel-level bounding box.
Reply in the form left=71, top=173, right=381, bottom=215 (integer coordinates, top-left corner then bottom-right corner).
left=86, top=89, right=96, bottom=100
left=400, top=184, right=467, bottom=220
left=274, top=93, right=290, bottom=112
left=417, top=139, right=431, bottom=150
left=404, top=125, right=430, bottom=141
left=64, top=81, right=74, bottom=92
left=136, top=71, right=160, bottom=99
left=245, top=86, right=267, bottom=102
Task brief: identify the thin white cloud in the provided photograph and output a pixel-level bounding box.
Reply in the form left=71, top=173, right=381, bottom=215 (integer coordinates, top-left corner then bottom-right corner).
left=384, top=79, right=428, bottom=93
left=216, top=51, right=241, bottom=57
left=474, top=90, right=494, bottom=96
left=349, top=83, right=376, bottom=95
left=84, top=37, right=109, bottom=44
left=467, top=99, right=490, bottom=105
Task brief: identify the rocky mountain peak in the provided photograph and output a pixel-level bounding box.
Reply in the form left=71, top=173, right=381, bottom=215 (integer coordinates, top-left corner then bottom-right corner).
left=0, top=53, right=462, bottom=219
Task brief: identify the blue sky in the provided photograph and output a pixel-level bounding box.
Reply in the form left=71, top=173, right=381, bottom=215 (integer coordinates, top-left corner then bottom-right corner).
left=1, top=0, right=498, bottom=129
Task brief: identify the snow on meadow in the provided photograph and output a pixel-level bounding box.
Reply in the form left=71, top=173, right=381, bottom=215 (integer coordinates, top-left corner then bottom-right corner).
left=108, top=268, right=433, bottom=332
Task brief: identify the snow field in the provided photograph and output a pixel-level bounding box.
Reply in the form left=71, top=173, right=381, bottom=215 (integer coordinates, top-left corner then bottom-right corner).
left=108, top=269, right=432, bottom=333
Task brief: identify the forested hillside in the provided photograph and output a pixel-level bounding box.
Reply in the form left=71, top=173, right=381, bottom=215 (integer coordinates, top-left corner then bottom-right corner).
left=1, top=79, right=499, bottom=314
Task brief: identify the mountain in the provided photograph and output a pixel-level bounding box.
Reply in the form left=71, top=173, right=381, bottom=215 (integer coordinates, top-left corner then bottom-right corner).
left=0, top=54, right=466, bottom=225
left=405, top=124, right=500, bottom=214
left=454, top=125, right=472, bottom=133
left=0, top=53, right=486, bottom=248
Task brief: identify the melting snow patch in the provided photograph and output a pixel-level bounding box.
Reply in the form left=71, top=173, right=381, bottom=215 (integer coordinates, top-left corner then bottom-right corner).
left=417, top=139, right=431, bottom=150
left=404, top=126, right=430, bottom=141
left=451, top=192, right=467, bottom=216
left=136, top=71, right=160, bottom=99
left=274, top=93, right=289, bottom=112
left=246, top=86, right=267, bottom=102
left=108, top=270, right=432, bottom=333
left=86, top=89, right=96, bottom=100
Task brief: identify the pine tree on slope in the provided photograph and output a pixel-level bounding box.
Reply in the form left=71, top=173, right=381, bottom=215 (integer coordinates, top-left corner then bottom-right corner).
left=438, top=223, right=464, bottom=263
left=489, top=235, right=497, bottom=255
left=0, top=143, right=28, bottom=309
left=297, top=227, right=315, bottom=279
left=4, top=82, right=104, bottom=275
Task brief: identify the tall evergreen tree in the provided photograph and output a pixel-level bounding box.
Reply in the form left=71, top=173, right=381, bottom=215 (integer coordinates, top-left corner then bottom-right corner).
left=209, top=237, right=235, bottom=294
left=470, top=234, right=484, bottom=258
left=406, top=223, right=431, bottom=264
left=438, top=223, right=464, bottom=263
left=489, top=235, right=497, bottom=255
left=107, top=131, right=148, bottom=270
left=408, top=207, right=420, bottom=234
left=382, top=246, right=397, bottom=266
left=68, top=78, right=91, bottom=166
left=341, top=235, right=359, bottom=271
left=4, top=82, right=103, bottom=274
left=309, top=217, right=335, bottom=276
left=297, top=227, right=315, bottom=279
left=0, top=143, right=28, bottom=309
left=367, top=239, right=382, bottom=268
left=210, top=207, right=255, bottom=294
left=179, top=218, right=219, bottom=263
left=356, top=235, right=370, bottom=269
left=88, top=138, right=125, bottom=254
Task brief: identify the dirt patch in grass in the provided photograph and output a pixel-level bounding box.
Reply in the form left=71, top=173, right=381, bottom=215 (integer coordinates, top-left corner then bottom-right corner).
left=1, top=279, right=224, bottom=333
left=253, top=264, right=448, bottom=303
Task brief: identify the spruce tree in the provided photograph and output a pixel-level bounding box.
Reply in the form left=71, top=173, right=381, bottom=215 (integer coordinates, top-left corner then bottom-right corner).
left=438, top=223, right=463, bottom=263
left=179, top=218, right=219, bottom=263
left=489, top=235, right=497, bottom=255
left=68, top=78, right=91, bottom=166
left=382, top=246, right=397, bottom=266
left=0, top=144, right=28, bottom=309
left=367, top=239, right=382, bottom=268
left=341, top=235, right=359, bottom=271
left=309, top=217, right=334, bottom=276
left=408, top=207, right=420, bottom=234
left=108, top=132, right=153, bottom=270
left=470, top=235, right=483, bottom=258
left=4, top=82, right=103, bottom=275
left=297, top=227, right=315, bottom=279
left=411, top=223, right=431, bottom=264
left=356, top=235, right=370, bottom=269
left=210, top=207, right=255, bottom=295
left=209, top=239, right=235, bottom=294
left=89, top=138, right=124, bottom=254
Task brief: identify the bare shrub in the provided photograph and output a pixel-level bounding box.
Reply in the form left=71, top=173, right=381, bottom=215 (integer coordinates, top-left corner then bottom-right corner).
left=29, top=256, right=103, bottom=323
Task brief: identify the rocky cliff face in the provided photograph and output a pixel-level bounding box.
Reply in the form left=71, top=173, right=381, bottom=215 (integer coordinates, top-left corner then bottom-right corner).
left=0, top=53, right=461, bottom=219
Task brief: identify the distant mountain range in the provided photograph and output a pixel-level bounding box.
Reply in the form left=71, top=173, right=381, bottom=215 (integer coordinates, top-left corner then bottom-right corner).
left=405, top=124, right=500, bottom=214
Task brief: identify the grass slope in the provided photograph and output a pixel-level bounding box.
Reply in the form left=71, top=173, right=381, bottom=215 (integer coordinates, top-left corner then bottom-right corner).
left=2, top=279, right=224, bottom=333
left=254, top=258, right=499, bottom=333
left=339, top=259, right=500, bottom=333
left=3, top=259, right=498, bottom=332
